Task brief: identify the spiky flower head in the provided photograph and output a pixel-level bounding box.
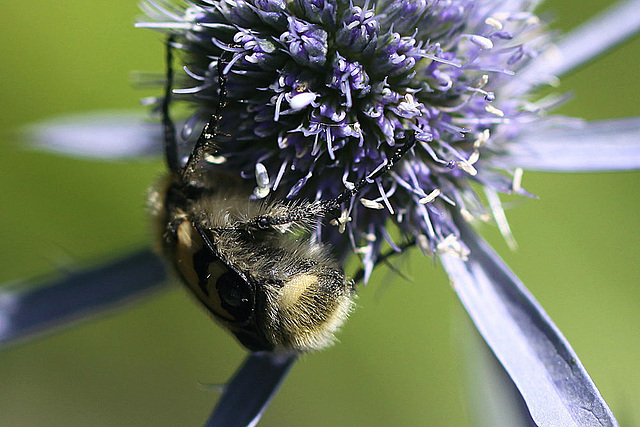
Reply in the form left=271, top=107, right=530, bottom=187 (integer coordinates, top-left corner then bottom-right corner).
left=140, top=0, right=551, bottom=280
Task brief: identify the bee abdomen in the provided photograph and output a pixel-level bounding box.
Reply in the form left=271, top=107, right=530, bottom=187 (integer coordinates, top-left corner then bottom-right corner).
left=269, top=269, right=356, bottom=352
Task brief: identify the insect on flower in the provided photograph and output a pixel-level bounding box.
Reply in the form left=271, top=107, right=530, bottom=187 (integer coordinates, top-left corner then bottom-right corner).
left=1, top=0, right=639, bottom=425
left=150, top=39, right=419, bottom=352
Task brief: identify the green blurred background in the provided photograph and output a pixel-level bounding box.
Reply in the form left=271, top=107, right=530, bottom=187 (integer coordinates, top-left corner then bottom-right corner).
left=0, top=1, right=638, bottom=425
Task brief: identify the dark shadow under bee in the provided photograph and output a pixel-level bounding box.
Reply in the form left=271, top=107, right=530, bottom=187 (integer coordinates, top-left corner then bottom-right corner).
left=149, top=37, right=416, bottom=353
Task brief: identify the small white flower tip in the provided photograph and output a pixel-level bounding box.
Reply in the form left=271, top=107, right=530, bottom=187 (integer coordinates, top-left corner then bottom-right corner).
left=437, top=234, right=470, bottom=260
left=360, top=198, right=385, bottom=210
left=255, top=162, right=270, bottom=187
left=205, top=154, right=226, bottom=164
left=468, top=35, right=494, bottom=50
left=289, top=92, right=317, bottom=110
left=512, top=168, right=524, bottom=193
left=485, top=17, right=503, bottom=30
left=456, top=161, right=478, bottom=176
left=330, top=209, right=352, bottom=233
left=419, top=189, right=441, bottom=204
left=485, top=104, right=505, bottom=117
left=253, top=186, right=270, bottom=199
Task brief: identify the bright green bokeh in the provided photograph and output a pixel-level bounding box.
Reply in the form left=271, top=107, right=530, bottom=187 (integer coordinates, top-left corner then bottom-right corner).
left=0, top=1, right=638, bottom=425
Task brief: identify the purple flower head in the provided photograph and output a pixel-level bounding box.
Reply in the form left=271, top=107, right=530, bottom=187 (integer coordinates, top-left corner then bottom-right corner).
left=141, top=0, right=551, bottom=280
left=2, top=0, right=638, bottom=425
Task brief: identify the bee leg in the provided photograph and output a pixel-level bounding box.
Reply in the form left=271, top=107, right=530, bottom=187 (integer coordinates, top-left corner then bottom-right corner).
left=245, top=131, right=419, bottom=231
left=162, top=35, right=181, bottom=175
left=332, top=131, right=417, bottom=207
left=181, top=48, right=234, bottom=181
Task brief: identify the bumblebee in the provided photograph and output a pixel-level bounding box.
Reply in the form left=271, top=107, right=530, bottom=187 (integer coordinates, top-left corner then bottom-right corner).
left=149, top=39, right=416, bottom=353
